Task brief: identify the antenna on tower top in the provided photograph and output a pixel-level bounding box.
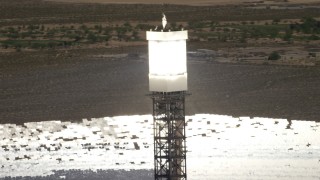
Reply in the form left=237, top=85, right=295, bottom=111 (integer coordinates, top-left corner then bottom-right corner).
left=162, top=13, right=167, bottom=30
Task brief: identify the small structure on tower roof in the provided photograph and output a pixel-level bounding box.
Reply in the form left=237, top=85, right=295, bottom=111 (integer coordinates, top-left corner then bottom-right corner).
left=162, top=13, right=167, bottom=30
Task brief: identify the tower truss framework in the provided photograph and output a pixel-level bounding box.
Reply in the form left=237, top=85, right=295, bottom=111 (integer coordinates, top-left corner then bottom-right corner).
left=151, top=91, right=187, bottom=180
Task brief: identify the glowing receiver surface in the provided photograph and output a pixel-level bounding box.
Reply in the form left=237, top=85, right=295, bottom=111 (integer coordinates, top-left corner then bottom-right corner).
left=147, top=31, right=188, bottom=92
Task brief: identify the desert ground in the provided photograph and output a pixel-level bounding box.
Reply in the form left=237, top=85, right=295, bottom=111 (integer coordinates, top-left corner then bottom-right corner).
left=1, top=46, right=320, bottom=124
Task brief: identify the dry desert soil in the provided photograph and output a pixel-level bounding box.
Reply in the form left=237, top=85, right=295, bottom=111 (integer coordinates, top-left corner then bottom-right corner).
left=1, top=46, right=320, bottom=124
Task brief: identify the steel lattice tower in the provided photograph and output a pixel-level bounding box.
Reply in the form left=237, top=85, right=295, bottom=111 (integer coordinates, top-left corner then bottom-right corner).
left=147, top=14, right=188, bottom=179
left=152, top=92, right=187, bottom=180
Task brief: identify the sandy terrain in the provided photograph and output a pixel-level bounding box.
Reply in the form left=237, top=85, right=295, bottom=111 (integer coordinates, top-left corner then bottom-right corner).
left=44, top=0, right=320, bottom=5
left=1, top=47, right=320, bottom=124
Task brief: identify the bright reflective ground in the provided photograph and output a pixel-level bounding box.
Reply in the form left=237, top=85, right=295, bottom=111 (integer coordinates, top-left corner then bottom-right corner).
left=0, top=114, right=319, bottom=179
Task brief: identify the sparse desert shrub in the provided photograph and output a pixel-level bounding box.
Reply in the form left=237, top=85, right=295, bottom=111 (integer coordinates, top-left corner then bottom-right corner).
left=7, top=32, right=19, bottom=39
left=309, top=52, right=316, bottom=58
left=223, top=28, right=230, bottom=32
left=15, top=46, right=21, bottom=52
left=308, top=35, right=320, bottom=40
left=283, top=29, right=293, bottom=41
left=268, top=51, right=281, bottom=60
left=135, top=24, right=153, bottom=31
left=87, top=33, right=97, bottom=42
left=272, top=18, right=281, bottom=24
left=290, top=17, right=320, bottom=34
left=239, top=31, right=247, bottom=43
left=188, top=21, right=207, bottom=29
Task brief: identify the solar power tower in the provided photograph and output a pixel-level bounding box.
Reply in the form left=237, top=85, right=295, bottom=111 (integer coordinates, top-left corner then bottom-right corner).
left=147, top=14, right=188, bottom=180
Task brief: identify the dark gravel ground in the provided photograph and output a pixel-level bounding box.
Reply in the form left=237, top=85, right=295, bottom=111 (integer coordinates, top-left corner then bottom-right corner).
left=188, top=59, right=320, bottom=121
left=1, top=47, right=320, bottom=124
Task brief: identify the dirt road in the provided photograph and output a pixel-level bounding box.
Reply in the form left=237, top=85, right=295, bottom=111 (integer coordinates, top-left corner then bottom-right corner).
left=45, top=0, right=320, bottom=6
left=1, top=47, right=320, bottom=124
